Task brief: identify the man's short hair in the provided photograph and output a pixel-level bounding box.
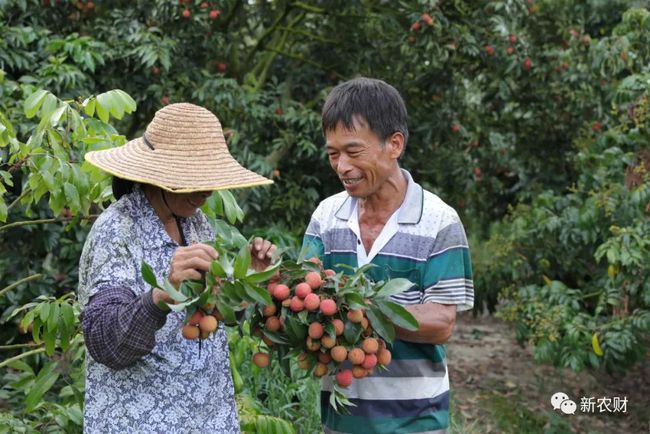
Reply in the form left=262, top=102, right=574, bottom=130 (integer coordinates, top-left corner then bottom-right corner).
left=321, top=77, right=409, bottom=148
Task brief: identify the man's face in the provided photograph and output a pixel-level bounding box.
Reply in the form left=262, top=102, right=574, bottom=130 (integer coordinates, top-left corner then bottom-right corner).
left=325, top=119, right=401, bottom=199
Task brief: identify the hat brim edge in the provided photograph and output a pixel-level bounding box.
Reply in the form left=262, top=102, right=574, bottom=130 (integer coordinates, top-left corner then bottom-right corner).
left=85, top=150, right=274, bottom=193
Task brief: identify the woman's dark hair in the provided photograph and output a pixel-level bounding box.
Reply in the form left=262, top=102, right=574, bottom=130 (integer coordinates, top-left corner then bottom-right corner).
left=321, top=77, right=409, bottom=148
left=112, top=177, right=137, bottom=200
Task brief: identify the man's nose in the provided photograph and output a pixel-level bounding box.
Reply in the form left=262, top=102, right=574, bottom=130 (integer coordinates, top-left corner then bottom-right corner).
left=336, top=155, right=352, bottom=175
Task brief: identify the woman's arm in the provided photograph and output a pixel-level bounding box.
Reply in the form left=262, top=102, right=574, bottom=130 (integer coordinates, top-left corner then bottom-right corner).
left=81, top=287, right=168, bottom=370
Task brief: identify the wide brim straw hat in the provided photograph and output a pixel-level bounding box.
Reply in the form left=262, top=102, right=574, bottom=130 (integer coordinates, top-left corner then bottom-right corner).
left=84, top=103, right=272, bottom=192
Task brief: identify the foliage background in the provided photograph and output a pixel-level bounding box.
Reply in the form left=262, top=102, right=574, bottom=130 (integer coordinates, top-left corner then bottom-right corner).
left=0, top=0, right=648, bottom=432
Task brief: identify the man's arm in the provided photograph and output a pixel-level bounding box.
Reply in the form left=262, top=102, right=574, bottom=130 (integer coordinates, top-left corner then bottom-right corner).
left=395, top=303, right=456, bottom=344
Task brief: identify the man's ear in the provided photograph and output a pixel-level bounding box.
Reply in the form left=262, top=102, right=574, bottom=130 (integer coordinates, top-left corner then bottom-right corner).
left=387, top=131, right=405, bottom=159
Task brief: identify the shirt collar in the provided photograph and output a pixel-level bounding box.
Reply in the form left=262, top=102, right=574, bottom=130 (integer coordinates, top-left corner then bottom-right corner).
left=334, top=168, right=423, bottom=224
left=127, top=184, right=180, bottom=248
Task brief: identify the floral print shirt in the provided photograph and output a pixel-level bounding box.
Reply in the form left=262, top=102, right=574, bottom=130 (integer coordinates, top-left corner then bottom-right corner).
left=77, top=184, right=239, bottom=433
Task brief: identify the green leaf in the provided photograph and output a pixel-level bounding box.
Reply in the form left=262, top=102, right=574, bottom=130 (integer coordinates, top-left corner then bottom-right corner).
left=255, top=416, right=296, bottom=434
left=283, top=316, right=307, bottom=345
left=162, top=278, right=189, bottom=303
left=343, top=320, right=363, bottom=345
left=46, top=303, right=59, bottom=332
left=141, top=262, right=160, bottom=288
left=375, top=278, right=415, bottom=298
left=7, top=359, right=34, bottom=375
left=344, top=292, right=367, bottom=310
left=219, top=255, right=234, bottom=278
left=216, top=300, right=236, bottom=324
left=83, top=97, right=96, bottom=117
left=245, top=260, right=281, bottom=283
left=262, top=329, right=290, bottom=345
left=181, top=280, right=205, bottom=297
left=210, top=260, right=226, bottom=277
left=49, top=105, right=66, bottom=127
left=166, top=299, right=194, bottom=312
left=196, top=289, right=211, bottom=309
left=113, top=89, right=137, bottom=113
left=58, top=317, right=71, bottom=351
left=366, top=305, right=395, bottom=343
left=95, top=93, right=110, bottom=122
left=24, top=89, right=49, bottom=118
left=106, top=91, right=125, bottom=119
left=234, top=244, right=251, bottom=279
left=66, top=405, right=83, bottom=425
left=324, top=322, right=335, bottom=339
left=61, top=303, right=75, bottom=330
left=40, top=303, right=51, bottom=323
left=376, top=300, right=419, bottom=331
left=230, top=356, right=244, bottom=393
left=63, top=182, right=81, bottom=210
left=20, top=310, right=35, bottom=331
left=219, top=190, right=245, bottom=224
left=43, top=326, right=56, bottom=356
left=242, top=282, right=272, bottom=305
left=41, top=93, right=58, bottom=118
left=277, top=345, right=291, bottom=377
left=25, top=362, right=59, bottom=412
left=41, top=170, right=55, bottom=191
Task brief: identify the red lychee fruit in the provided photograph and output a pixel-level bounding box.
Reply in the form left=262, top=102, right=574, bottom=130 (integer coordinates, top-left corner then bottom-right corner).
left=295, top=282, right=312, bottom=299
left=336, top=369, right=353, bottom=387
left=308, top=322, right=324, bottom=340
left=320, top=299, right=337, bottom=316
left=305, top=271, right=323, bottom=290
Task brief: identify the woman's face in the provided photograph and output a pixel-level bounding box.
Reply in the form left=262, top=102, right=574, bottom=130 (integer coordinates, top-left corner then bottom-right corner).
left=163, top=190, right=212, bottom=218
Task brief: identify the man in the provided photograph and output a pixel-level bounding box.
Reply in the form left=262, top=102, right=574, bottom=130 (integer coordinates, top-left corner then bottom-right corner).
left=302, top=78, right=474, bottom=433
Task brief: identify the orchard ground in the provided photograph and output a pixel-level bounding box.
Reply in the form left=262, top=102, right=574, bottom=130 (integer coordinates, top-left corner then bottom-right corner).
left=447, top=313, right=650, bottom=434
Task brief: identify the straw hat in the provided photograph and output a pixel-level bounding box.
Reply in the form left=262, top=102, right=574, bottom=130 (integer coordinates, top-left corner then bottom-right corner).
left=84, top=103, right=272, bottom=192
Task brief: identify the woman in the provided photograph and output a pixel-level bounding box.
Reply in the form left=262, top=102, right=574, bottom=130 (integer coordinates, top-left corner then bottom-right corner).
left=78, top=103, right=275, bottom=433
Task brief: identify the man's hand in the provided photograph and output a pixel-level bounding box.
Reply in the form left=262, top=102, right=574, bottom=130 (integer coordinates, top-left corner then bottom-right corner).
left=250, top=237, right=277, bottom=272
left=169, top=243, right=219, bottom=289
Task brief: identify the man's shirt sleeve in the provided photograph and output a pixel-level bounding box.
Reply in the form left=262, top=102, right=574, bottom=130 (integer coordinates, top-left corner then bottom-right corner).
left=421, top=213, right=474, bottom=311
left=302, top=214, right=325, bottom=261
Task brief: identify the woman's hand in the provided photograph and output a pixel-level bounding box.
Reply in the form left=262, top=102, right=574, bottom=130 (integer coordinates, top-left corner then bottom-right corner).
left=152, top=287, right=174, bottom=311
left=169, top=243, right=219, bottom=289
left=250, top=237, right=277, bottom=272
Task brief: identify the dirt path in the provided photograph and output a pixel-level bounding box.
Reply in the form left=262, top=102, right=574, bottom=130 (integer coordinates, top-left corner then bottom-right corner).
left=447, top=313, right=649, bottom=434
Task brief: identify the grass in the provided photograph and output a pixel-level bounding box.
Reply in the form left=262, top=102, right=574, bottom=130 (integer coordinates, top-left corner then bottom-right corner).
left=450, top=390, right=574, bottom=434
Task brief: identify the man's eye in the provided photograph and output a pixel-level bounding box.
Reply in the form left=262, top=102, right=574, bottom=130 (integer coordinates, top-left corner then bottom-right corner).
left=328, top=153, right=338, bottom=158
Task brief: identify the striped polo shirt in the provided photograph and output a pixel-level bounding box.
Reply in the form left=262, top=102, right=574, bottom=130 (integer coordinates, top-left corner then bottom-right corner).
left=302, top=169, right=474, bottom=434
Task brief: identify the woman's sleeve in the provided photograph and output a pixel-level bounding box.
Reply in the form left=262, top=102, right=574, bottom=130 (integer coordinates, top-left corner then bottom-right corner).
left=78, top=217, right=169, bottom=370
left=81, top=287, right=168, bottom=370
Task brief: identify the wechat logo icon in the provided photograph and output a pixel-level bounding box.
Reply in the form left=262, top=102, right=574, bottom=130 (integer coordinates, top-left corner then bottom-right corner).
left=551, top=392, right=576, bottom=415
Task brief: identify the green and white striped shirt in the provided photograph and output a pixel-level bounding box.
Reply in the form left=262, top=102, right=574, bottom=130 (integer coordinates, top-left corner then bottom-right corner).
left=302, top=169, right=474, bottom=434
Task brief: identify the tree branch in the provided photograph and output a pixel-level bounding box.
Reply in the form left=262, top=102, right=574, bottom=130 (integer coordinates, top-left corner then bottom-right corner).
left=253, top=11, right=307, bottom=89
left=0, top=215, right=99, bottom=232
left=222, top=0, right=243, bottom=29
left=263, top=47, right=325, bottom=70
left=290, top=1, right=324, bottom=14
left=276, top=26, right=337, bottom=44
left=0, top=342, right=42, bottom=350
left=245, top=1, right=293, bottom=70
left=7, top=187, right=32, bottom=212
left=0, top=348, right=46, bottom=369
left=0, top=274, right=43, bottom=299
